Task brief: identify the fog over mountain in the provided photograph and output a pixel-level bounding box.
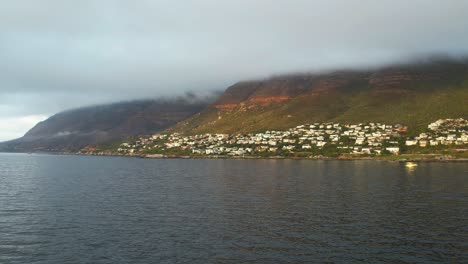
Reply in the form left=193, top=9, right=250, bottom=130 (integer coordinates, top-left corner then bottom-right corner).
left=0, top=96, right=214, bottom=152
left=1, top=0, right=468, bottom=141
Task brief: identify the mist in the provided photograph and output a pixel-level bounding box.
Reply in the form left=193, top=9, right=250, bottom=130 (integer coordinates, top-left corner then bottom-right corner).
left=1, top=0, right=468, bottom=141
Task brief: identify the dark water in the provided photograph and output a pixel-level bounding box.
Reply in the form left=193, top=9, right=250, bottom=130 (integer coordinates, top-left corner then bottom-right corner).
left=0, top=153, right=467, bottom=263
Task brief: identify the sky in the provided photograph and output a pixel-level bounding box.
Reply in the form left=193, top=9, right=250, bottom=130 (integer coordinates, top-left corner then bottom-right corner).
left=1, top=0, right=468, bottom=141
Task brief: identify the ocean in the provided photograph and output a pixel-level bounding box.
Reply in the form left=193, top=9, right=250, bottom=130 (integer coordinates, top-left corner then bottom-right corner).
left=0, top=153, right=466, bottom=263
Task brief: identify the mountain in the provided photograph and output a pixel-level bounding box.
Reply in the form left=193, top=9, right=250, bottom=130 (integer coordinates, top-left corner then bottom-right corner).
left=0, top=98, right=209, bottom=152
left=169, top=59, right=468, bottom=135
left=2, top=58, right=467, bottom=153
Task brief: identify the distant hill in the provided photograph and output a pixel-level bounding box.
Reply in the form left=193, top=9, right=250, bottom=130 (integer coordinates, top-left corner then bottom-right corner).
left=2, top=58, right=467, bottom=153
left=169, top=59, right=468, bottom=135
left=0, top=98, right=209, bottom=152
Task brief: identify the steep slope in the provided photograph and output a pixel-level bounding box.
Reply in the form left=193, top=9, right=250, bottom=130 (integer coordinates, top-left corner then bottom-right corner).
left=0, top=99, right=209, bottom=152
left=171, top=59, right=468, bottom=135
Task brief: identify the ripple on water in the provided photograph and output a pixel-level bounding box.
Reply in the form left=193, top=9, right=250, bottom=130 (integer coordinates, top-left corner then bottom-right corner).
left=0, top=154, right=467, bottom=263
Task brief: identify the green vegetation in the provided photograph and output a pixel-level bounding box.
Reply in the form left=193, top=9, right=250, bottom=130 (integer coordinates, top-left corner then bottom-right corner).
left=171, top=85, right=468, bottom=135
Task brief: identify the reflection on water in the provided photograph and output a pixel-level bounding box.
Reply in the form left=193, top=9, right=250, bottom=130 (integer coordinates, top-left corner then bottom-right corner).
left=0, top=153, right=467, bottom=263
left=404, top=162, right=418, bottom=174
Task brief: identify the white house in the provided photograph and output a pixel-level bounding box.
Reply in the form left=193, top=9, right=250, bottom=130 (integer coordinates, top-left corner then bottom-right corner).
left=405, top=140, right=418, bottom=146
left=385, top=147, right=400, bottom=154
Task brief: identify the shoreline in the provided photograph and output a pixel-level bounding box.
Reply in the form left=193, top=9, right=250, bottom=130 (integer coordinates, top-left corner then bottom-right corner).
left=64, top=152, right=468, bottom=163
left=2, top=151, right=467, bottom=162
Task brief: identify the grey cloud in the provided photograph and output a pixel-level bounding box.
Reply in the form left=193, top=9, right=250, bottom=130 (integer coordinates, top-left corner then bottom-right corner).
left=1, top=0, right=468, bottom=140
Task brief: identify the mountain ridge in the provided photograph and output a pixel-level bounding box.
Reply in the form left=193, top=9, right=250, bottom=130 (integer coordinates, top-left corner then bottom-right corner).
left=169, top=59, right=468, bottom=135
left=0, top=99, right=210, bottom=152
left=1, top=58, right=468, bottom=153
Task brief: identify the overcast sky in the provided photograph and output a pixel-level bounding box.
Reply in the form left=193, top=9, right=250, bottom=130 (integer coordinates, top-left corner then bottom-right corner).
left=1, top=0, right=468, bottom=141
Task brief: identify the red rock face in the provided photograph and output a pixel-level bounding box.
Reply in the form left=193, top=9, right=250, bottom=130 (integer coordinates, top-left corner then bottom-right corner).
left=214, top=103, right=240, bottom=110
left=212, top=82, right=260, bottom=110
left=212, top=72, right=367, bottom=110
left=246, top=96, right=292, bottom=105
left=212, top=79, right=302, bottom=110
left=211, top=60, right=468, bottom=111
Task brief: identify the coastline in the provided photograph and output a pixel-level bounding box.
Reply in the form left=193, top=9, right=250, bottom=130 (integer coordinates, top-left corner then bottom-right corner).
left=68, top=152, right=468, bottom=163
left=2, top=151, right=467, bottom=162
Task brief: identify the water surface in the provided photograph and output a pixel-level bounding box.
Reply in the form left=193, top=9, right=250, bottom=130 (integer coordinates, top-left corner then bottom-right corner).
left=0, top=153, right=467, bottom=263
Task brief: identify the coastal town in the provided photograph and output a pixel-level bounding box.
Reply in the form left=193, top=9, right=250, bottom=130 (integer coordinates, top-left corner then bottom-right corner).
left=84, top=118, right=468, bottom=159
